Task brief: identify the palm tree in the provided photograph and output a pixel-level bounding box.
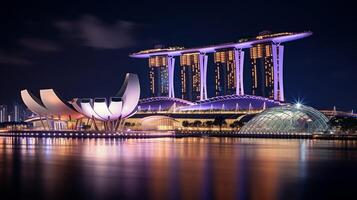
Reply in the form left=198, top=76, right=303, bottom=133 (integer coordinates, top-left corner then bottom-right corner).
left=213, top=116, right=227, bottom=132
left=205, top=121, right=214, bottom=129
left=230, top=120, right=245, bottom=130
left=193, top=120, right=202, bottom=127
left=182, top=120, right=190, bottom=127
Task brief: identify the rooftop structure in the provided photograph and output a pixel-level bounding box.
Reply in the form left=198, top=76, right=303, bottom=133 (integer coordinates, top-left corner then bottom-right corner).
left=130, top=32, right=312, bottom=58
left=179, top=94, right=282, bottom=112
left=21, top=89, right=82, bottom=121
left=138, top=96, right=194, bottom=112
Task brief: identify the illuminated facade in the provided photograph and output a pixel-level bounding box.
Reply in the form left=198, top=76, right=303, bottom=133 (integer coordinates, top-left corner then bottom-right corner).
left=250, top=43, right=274, bottom=98
left=148, top=56, right=169, bottom=97
left=140, top=115, right=178, bottom=131
left=214, top=50, right=237, bottom=96
left=250, top=31, right=286, bottom=101
left=180, top=53, right=203, bottom=101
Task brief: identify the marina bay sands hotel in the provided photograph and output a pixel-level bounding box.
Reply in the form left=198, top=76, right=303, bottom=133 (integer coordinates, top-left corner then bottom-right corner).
left=130, top=31, right=312, bottom=102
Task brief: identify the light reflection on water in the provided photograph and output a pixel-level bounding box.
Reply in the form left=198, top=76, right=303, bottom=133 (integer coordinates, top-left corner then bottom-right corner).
left=1, top=137, right=357, bottom=200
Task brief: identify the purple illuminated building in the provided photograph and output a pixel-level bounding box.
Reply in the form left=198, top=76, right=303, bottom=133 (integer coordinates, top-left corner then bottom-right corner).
left=138, top=97, right=194, bottom=112
left=137, top=94, right=282, bottom=112
left=130, top=31, right=312, bottom=102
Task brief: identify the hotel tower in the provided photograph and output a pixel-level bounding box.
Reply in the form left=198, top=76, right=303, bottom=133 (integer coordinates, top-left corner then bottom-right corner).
left=148, top=56, right=169, bottom=97
left=214, top=50, right=238, bottom=96
left=250, top=43, right=274, bottom=98
left=180, top=53, right=203, bottom=101
left=131, top=31, right=311, bottom=102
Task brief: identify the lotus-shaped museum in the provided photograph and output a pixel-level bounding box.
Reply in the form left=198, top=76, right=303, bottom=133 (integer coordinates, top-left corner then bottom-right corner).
left=21, top=73, right=140, bottom=131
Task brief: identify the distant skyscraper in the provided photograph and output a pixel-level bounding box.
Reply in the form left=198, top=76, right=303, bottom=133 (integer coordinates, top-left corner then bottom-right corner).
left=214, top=50, right=237, bottom=96
left=13, top=103, right=20, bottom=122
left=250, top=43, right=274, bottom=99
left=0, top=105, right=7, bottom=123
left=180, top=53, right=202, bottom=101
left=148, top=56, right=169, bottom=97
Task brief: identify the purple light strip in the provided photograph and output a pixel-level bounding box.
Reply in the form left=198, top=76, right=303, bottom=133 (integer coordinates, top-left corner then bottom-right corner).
left=167, top=56, right=175, bottom=98
left=234, top=49, right=245, bottom=95
left=278, top=45, right=284, bottom=101
left=272, top=44, right=279, bottom=100
left=272, top=44, right=285, bottom=101
left=199, top=53, right=208, bottom=100
left=204, top=54, right=208, bottom=99
left=239, top=50, right=245, bottom=95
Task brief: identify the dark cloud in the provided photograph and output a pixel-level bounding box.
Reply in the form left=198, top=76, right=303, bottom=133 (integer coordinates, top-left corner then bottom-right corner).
left=55, top=15, right=137, bottom=49
left=0, top=38, right=59, bottom=67
left=0, top=51, right=32, bottom=66
left=18, top=38, right=61, bottom=52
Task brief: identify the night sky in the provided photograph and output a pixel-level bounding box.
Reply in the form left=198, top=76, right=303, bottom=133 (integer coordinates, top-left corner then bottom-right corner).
left=0, top=0, right=356, bottom=111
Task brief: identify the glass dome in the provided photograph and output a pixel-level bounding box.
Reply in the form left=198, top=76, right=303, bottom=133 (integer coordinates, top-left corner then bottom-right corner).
left=239, top=104, right=330, bottom=134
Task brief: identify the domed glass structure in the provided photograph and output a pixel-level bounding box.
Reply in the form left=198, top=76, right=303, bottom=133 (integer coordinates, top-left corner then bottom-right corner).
left=239, top=104, right=330, bottom=134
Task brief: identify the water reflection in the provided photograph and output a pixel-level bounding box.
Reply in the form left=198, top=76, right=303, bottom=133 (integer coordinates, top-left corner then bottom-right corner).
left=1, top=137, right=357, bottom=200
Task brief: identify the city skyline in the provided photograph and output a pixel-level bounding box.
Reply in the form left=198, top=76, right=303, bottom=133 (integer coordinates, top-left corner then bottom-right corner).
left=0, top=0, right=356, bottom=112
left=1, top=2, right=357, bottom=200
left=0, top=102, right=28, bottom=122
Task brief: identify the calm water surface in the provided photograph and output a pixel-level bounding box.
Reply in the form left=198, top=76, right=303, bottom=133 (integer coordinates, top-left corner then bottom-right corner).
left=1, top=137, right=357, bottom=200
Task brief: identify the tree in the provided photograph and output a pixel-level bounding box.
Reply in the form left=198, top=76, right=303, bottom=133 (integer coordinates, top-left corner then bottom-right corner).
left=329, top=116, right=357, bottom=133
left=205, top=121, right=214, bottom=128
left=193, top=120, right=202, bottom=127
left=230, top=120, right=245, bottom=130
left=213, top=116, right=227, bottom=132
left=182, top=120, right=190, bottom=127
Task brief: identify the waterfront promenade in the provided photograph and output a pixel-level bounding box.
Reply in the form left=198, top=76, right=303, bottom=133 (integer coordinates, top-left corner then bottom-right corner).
left=1, top=130, right=357, bottom=140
